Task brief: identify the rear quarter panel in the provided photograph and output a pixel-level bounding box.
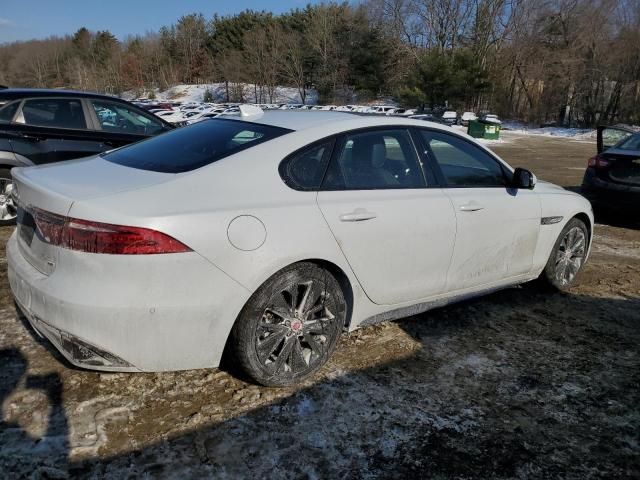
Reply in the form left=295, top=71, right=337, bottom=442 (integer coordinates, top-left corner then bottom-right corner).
left=67, top=132, right=376, bottom=336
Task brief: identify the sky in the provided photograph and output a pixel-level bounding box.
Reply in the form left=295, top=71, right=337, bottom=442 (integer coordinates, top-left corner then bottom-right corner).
left=0, top=0, right=325, bottom=43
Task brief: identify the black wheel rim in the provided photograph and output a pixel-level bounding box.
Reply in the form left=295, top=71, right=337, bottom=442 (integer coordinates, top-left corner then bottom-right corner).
left=256, top=279, right=336, bottom=377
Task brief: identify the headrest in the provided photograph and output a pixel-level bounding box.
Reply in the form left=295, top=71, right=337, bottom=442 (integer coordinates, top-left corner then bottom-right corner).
left=351, top=136, right=386, bottom=169
left=371, top=143, right=386, bottom=168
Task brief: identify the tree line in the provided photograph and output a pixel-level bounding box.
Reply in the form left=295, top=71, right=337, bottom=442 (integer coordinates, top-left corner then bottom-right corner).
left=0, top=0, right=639, bottom=126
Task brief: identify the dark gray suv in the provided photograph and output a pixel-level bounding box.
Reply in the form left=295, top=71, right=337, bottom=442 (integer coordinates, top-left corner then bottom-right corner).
left=0, top=88, right=173, bottom=224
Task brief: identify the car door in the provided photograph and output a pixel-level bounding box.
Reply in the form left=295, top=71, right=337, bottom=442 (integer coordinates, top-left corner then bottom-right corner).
left=9, top=97, right=104, bottom=164
left=85, top=98, right=169, bottom=150
left=316, top=128, right=457, bottom=305
left=597, top=125, right=636, bottom=154
left=418, top=129, right=540, bottom=291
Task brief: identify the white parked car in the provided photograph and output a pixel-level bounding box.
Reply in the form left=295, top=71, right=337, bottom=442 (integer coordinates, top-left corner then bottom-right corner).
left=148, top=108, right=172, bottom=114
left=8, top=107, right=593, bottom=386
left=369, top=105, right=397, bottom=114
left=179, top=102, right=199, bottom=111
left=482, top=114, right=501, bottom=124
left=394, top=109, right=417, bottom=116
left=461, top=111, right=478, bottom=125
left=186, top=111, right=221, bottom=124
left=441, top=110, right=459, bottom=125
left=154, top=110, right=186, bottom=124
left=187, top=107, right=240, bottom=124
left=180, top=111, right=203, bottom=122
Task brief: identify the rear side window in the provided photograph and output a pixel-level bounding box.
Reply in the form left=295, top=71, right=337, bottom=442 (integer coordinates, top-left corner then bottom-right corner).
left=103, top=118, right=291, bottom=173
left=0, top=101, right=19, bottom=123
left=616, top=133, right=640, bottom=151
left=322, top=129, right=426, bottom=190
left=20, top=98, right=87, bottom=129
left=280, top=140, right=334, bottom=190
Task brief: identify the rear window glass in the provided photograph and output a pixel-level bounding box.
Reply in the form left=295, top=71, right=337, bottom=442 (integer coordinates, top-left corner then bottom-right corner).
left=102, top=118, right=291, bottom=173
left=616, top=133, right=640, bottom=151
left=0, top=101, right=19, bottom=123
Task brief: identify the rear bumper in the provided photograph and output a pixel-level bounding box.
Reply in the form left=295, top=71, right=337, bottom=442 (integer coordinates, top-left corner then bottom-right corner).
left=7, top=231, right=250, bottom=372
left=581, top=168, right=640, bottom=208
left=14, top=298, right=140, bottom=371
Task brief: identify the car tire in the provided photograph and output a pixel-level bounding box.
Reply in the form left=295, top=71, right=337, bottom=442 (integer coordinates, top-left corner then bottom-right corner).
left=0, top=168, right=17, bottom=226
left=540, top=218, right=589, bottom=291
left=229, top=262, right=346, bottom=387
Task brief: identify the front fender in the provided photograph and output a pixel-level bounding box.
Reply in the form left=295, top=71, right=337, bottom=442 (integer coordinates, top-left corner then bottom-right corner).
left=532, top=192, right=594, bottom=274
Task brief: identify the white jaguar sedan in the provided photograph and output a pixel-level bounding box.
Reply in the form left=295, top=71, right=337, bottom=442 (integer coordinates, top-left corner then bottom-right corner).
left=7, top=107, right=593, bottom=386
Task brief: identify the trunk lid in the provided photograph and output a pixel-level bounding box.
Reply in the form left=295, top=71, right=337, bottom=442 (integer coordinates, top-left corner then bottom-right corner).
left=12, top=156, right=174, bottom=275
left=601, top=149, right=640, bottom=187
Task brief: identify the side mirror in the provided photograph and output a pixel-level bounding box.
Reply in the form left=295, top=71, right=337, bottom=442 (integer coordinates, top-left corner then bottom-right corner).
left=512, top=167, right=536, bottom=189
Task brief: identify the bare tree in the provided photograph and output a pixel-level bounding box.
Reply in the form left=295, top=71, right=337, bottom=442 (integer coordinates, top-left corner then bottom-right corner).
left=414, top=0, right=474, bottom=51
left=279, top=29, right=308, bottom=103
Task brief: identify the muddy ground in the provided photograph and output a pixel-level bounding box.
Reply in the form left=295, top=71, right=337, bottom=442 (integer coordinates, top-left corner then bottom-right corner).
left=0, top=132, right=638, bottom=479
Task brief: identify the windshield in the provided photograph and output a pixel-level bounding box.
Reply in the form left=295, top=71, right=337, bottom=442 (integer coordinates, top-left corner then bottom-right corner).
left=103, top=118, right=291, bottom=173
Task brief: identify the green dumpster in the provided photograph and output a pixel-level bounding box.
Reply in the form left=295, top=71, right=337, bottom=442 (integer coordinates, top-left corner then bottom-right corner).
left=467, top=120, right=501, bottom=140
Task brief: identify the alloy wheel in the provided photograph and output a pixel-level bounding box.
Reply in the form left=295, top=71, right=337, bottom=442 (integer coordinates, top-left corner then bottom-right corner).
left=554, top=226, right=586, bottom=286
left=256, top=279, right=336, bottom=376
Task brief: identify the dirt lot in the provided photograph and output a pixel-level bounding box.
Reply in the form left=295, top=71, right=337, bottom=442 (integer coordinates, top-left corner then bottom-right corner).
left=1, top=133, right=638, bottom=479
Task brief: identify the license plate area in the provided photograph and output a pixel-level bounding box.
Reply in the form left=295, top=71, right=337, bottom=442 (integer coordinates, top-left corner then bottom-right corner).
left=17, top=204, right=36, bottom=246
left=15, top=203, right=58, bottom=276
left=609, top=157, right=640, bottom=186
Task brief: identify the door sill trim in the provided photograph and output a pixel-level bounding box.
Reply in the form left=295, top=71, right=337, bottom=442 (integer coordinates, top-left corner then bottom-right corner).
left=358, top=276, right=537, bottom=327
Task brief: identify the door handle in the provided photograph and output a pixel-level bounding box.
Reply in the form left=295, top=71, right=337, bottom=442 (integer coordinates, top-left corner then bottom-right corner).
left=339, top=209, right=377, bottom=222
left=459, top=201, right=485, bottom=212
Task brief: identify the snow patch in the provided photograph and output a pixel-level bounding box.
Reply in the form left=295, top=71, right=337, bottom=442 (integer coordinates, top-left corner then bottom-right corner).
left=502, top=121, right=596, bottom=140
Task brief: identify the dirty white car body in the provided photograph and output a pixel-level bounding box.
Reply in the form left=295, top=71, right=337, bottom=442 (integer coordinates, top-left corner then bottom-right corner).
left=7, top=109, right=593, bottom=376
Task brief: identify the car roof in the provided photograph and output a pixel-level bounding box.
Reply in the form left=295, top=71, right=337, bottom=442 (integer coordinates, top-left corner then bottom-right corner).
left=231, top=110, right=354, bottom=130
left=227, top=110, right=461, bottom=133
left=220, top=110, right=513, bottom=168
left=0, top=88, right=129, bottom=103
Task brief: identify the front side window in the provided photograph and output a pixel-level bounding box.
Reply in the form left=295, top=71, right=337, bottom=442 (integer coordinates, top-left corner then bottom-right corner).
left=103, top=118, right=291, bottom=173
left=322, top=129, right=425, bottom=190
left=421, top=131, right=507, bottom=187
left=19, top=98, right=86, bottom=129
left=0, top=101, right=19, bottom=123
left=91, top=100, right=164, bottom=135
left=280, top=140, right=334, bottom=190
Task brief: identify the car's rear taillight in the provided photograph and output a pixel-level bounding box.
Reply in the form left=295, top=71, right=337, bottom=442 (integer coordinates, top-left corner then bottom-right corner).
left=588, top=154, right=610, bottom=169
left=32, top=208, right=191, bottom=254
